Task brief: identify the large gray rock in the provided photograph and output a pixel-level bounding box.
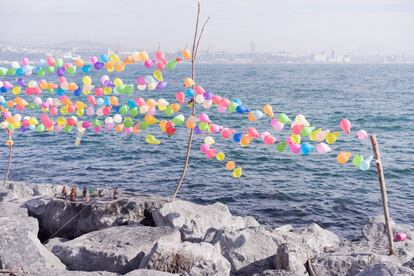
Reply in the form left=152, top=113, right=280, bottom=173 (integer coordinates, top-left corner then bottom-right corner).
left=140, top=241, right=231, bottom=276
left=153, top=200, right=259, bottom=241
left=25, top=194, right=166, bottom=239
left=48, top=225, right=181, bottom=274
left=0, top=217, right=66, bottom=272
left=125, top=269, right=178, bottom=275
left=274, top=223, right=341, bottom=275
left=204, top=226, right=285, bottom=274
left=356, top=263, right=414, bottom=276
left=0, top=181, right=62, bottom=203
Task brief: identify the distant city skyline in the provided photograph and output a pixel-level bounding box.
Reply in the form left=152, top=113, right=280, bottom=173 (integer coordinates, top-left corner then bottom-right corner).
left=1, top=0, right=413, bottom=55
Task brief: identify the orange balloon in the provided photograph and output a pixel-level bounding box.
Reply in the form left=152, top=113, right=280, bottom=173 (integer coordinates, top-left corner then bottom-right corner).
left=115, top=63, right=125, bottom=72
left=75, top=58, right=84, bottom=67
left=115, top=124, right=124, bottom=133
left=109, top=96, right=119, bottom=106
left=124, top=56, right=134, bottom=64
left=248, top=112, right=256, bottom=122
left=226, top=161, right=236, bottom=171
left=146, top=98, right=157, bottom=107
left=170, top=103, right=181, bottom=112
left=183, top=78, right=194, bottom=88
left=105, top=61, right=114, bottom=69
left=182, top=49, right=191, bottom=60
left=337, top=151, right=352, bottom=164
left=240, top=135, right=252, bottom=147
left=133, top=125, right=140, bottom=134
left=263, top=104, right=274, bottom=118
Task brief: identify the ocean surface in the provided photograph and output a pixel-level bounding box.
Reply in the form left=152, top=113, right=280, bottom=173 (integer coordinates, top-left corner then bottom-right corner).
left=1, top=63, right=413, bottom=238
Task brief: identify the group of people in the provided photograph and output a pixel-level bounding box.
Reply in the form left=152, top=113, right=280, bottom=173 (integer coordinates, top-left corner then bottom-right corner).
left=60, top=185, right=119, bottom=202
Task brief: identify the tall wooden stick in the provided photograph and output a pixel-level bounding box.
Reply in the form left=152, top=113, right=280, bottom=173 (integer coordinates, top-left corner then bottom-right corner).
left=171, top=2, right=208, bottom=201
left=370, top=135, right=395, bottom=255
left=3, top=145, right=12, bottom=186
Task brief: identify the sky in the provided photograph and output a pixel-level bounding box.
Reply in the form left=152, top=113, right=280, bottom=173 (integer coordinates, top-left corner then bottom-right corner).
left=0, top=0, right=413, bottom=55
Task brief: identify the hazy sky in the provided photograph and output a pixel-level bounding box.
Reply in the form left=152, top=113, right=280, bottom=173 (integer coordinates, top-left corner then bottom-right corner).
left=1, top=0, right=413, bottom=55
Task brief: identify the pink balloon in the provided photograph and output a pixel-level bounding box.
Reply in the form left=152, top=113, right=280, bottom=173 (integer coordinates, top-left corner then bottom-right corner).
left=217, top=105, right=227, bottom=113
left=263, top=135, right=276, bottom=145
left=144, top=59, right=153, bottom=68
left=198, top=113, right=210, bottom=123
left=355, top=130, right=368, bottom=140
left=291, top=124, right=304, bottom=135
left=91, top=56, right=98, bottom=64
left=21, top=57, right=29, bottom=66
left=135, top=97, right=146, bottom=106
left=200, top=143, right=210, bottom=153
left=339, top=118, right=352, bottom=135
left=212, top=95, right=222, bottom=105
left=290, top=144, right=301, bottom=154
left=47, top=56, right=55, bottom=66
left=394, top=232, right=407, bottom=242
left=194, top=86, right=205, bottom=95
left=221, top=128, right=233, bottom=139
left=210, top=124, right=221, bottom=133
left=271, top=119, right=284, bottom=132
left=205, top=148, right=217, bottom=159
left=176, top=91, right=185, bottom=104
left=316, top=143, right=332, bottom=154
left=260, top=131, right=271, bottom=140
left=248, top=127, right=260, bottom=138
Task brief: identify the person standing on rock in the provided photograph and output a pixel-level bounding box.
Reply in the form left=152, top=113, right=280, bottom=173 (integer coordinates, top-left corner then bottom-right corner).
left=61, top=186, right=67, bottom=199
left=113, top=187, right=118, bottom=200
left=69, top=185, right=77, bottom=201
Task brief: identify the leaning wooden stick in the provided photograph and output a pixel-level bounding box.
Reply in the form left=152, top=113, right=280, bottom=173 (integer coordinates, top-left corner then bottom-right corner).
left=2, top=145, right=12, bottom=186
left=370, top=135, right=395, bottom=255
left=171, top=2, right=209, bottom=201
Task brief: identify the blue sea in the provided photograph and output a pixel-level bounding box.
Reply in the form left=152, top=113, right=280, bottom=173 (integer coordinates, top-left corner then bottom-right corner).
left=1, top=63, right=413, bottom=238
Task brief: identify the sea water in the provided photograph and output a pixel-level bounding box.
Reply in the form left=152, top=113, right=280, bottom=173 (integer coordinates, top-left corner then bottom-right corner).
left=1, top=63, right=413, bottom=238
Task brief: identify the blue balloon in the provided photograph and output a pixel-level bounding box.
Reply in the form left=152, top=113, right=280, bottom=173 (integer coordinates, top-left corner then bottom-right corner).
left=0, top=87, right=7, bottom=93
left=113, top=105, right=121, bottom=113
left=16, top=68, right=24, bottom=76
left=186, top=88, right=195, bottom=97
left=232, top=98, right=242, bottom=105
left=73, top=87, right=82, bottom=96
left=236, top=105, right=250, bottom=114
left=82, top=65, right=91, bottom=73
left=100, top=54, right=109, bottom=62
left=56, top=88, right=66, bottom=96
left=300, top=142, right=314, bottom=156
left=127, top=99, right=137, bottom=108
left=233, top=132, right=242, bottom=142
left=104, top=96, right=111, bottom=106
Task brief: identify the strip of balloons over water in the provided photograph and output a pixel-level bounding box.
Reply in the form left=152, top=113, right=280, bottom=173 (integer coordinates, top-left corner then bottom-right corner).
left=0, top=50, right=372, bottom=178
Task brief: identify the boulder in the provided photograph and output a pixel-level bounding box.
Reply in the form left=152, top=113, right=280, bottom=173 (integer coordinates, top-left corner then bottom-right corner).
left=153, top=200, right=259, bottom=241
left=0, top=201, right=38, bottom=232
left=0, top=217, right=66, bottom=272
left=140, top=241, right=231, bottom=276
left=0, top=181, right=62, bottom=203
left=25, top=194, right=166, bottom=239
left=48, top=225, right=181, bottom=274
left=251, top=269, right=298, bottom=276
left=356, top=263, right=414, bottom=276
left=273, top=223, right=341, bottom=274
left=125, top=269, right=178, bottom=275
left=204, top=226, right=285, bottom=274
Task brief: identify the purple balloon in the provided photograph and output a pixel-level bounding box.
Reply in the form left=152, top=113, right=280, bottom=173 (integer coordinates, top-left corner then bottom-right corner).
left=56, top=67, right=65, bottom=77
left=203, top=92, right=213, bottom=100
left=17, top=78, right=25, bottom=87
left=156, top=81, right=167, bottom=90
left=194, top=126, right=202, bottom=135
left=94, top=62, right=104, bottom=70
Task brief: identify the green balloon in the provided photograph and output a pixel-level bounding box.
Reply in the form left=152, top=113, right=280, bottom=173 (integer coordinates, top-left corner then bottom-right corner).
left=172, top=115, right=185, bottom=126
left=56, top=58, right=64, bottom=67
left=301, top=126, right=314, bottom=137
left=119, top=105, right=128, bottom=115
left=228, top=102, right=238, bottom=112
left=167, top=60, right=177, bottom=71
left=37, top=69, right=46, bottom=77
left=124, top=117, right=133, bottom=127
left=129, top=107, right=138, bottom=117
left=116, top=85, right=125, bottom=94
left=63, top=125, right=73, bottom=132
left=7, top=68, right=16, bottom=76
left=140, top=121, right=149, bottom=130
left=165, top=105, right=173, bottom=116
left=352, top=154, right=364, bottom=168
left=92, top=119, right=102, bottom=127
left=47, top=66, right=55, bottom=74
left=124, top=84, right=134, bottom=95
left=0, top=68, right=6, bottom=76
left=276, top=141, right=287, bottom=152
left=67, top=66, right=76, bottom=74
left=199, top=122, right=209, bottom=131
left=36, top=124, right=45, bottom=132
left=278, top=113, right=291, bottom=124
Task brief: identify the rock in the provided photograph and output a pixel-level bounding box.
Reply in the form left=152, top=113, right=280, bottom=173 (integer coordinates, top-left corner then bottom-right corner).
left=273, top=223, right=341, bottom=274
left=356, top=263, right=414, bottom=276
left=0, top=202, right=39, bottom=232
left=48, top=225, right=181, bottom=274
left=0, top=217, right=66, bottom=272
left=125, top=269, right=178, bottom=275
left=29, top=269, right=117, bottom=276
left=140, top=241, right=231, bottom=276
left=0, top=181, right=62, bottom=203
left=252, top=269, right=297, bottom=276
left=25, top=194, right=166, bottom=239
left=204, top=226, right=284, bottom=274
left=153, top=200, right=259, bottom=241
left=404, top=257, right=414, bottom=270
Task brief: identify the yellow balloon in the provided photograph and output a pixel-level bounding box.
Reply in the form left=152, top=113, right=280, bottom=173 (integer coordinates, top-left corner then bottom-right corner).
left=144, top=115, right=159, bottom=125
left=216, top=152, right=225, bottom=161
left=146, top=134, right=160, bottom=145
left=204, top=136, right=215, bottom=145
left=232, top=166, right=243, bottom=178
left=309, top=128, right=322, bottom=141
left=290, top=134, right=301, bottom=145
left=82, top=76, right=92, bottom=85
left=12, top=86, right=21, bottom=95
left=326, top=131, right=340, bottom=144
left=113, top=78, right=123, bottom=87
left=153, top=70, right=163, bottom=82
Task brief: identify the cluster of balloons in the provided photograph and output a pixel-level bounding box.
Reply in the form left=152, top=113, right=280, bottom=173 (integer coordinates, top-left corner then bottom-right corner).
left=0, top=50, right=373, bottom=179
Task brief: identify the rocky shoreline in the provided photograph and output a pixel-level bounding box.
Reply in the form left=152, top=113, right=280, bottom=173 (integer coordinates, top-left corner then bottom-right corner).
left=0, top=182, right=413, bottom=275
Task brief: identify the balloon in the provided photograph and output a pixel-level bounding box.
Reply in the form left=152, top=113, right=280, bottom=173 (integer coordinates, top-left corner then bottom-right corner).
left=300, top=143, right=314, bottom=155
left=144, top=59, right=153, bottom=68
left=226, top=161, right=236, bottom=170
left=355, top=130, right=368, bottom=140
left=277, top=113, right=291, bottom=124
left=172, top=114, right=185, bottom=126
left=263, top=135, right=276, bottom=145
left=300, top=126, right=314, bottom=137
left=199, top=122, right=209, bottom=131
left=205, top=149, right=217, bottom=159
left=232, top=166, right=242, bottom=178
left=325, top=131, right=340, bottom=144
left=186, top=115, right=197, bottom=129
left=198, top=113, right=210, bottom=123
left=291, top=124, right=304, bottom=135
left=153, top=70, right=163, bottom=81
left=359, top=156, right=373, bottom=171
left=146, top=134, right=160, bottom=145
left=271, top=119, right=284, bottom=132
left=337, top=151, right=352, bottom=164
left=176, top=91, right=185, bottom=103
left=248, top=112, right=256, bottom=122
left=276, top=141, right=287, bottom=152
left=204, top=136, right=215, bottom=145
left=263, top=104, right=274, bottom=118
left=221, top=128, right=233, bottom=139
left=233, top=132, right=242, bottom=142
left=316, top=143, right=332, bottom=154
left=182, top=49, right=191, bottom=60
left=183, top=78, right=194, bottom=88
left=315, top=130, right=329, bottom=142
left=253, top=110, right=264, bottom=120
left=339, top=118, right=352, bottom=135
left=240, top=135, right=252, bottom=147
left=295, top=114, right=310, bottom=127
left=352, top=154, right=364, bottom=168
left=247, top=127, right=260, bottom=138
left=216, top=152, right=225, bottom=161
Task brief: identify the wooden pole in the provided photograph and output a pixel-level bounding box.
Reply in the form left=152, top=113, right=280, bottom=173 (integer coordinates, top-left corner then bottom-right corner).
left=171, top=2, right=209, bottom=202
left=2, top=144, right=12, bottom=186
left=370, top=135, right=395, bottom=255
